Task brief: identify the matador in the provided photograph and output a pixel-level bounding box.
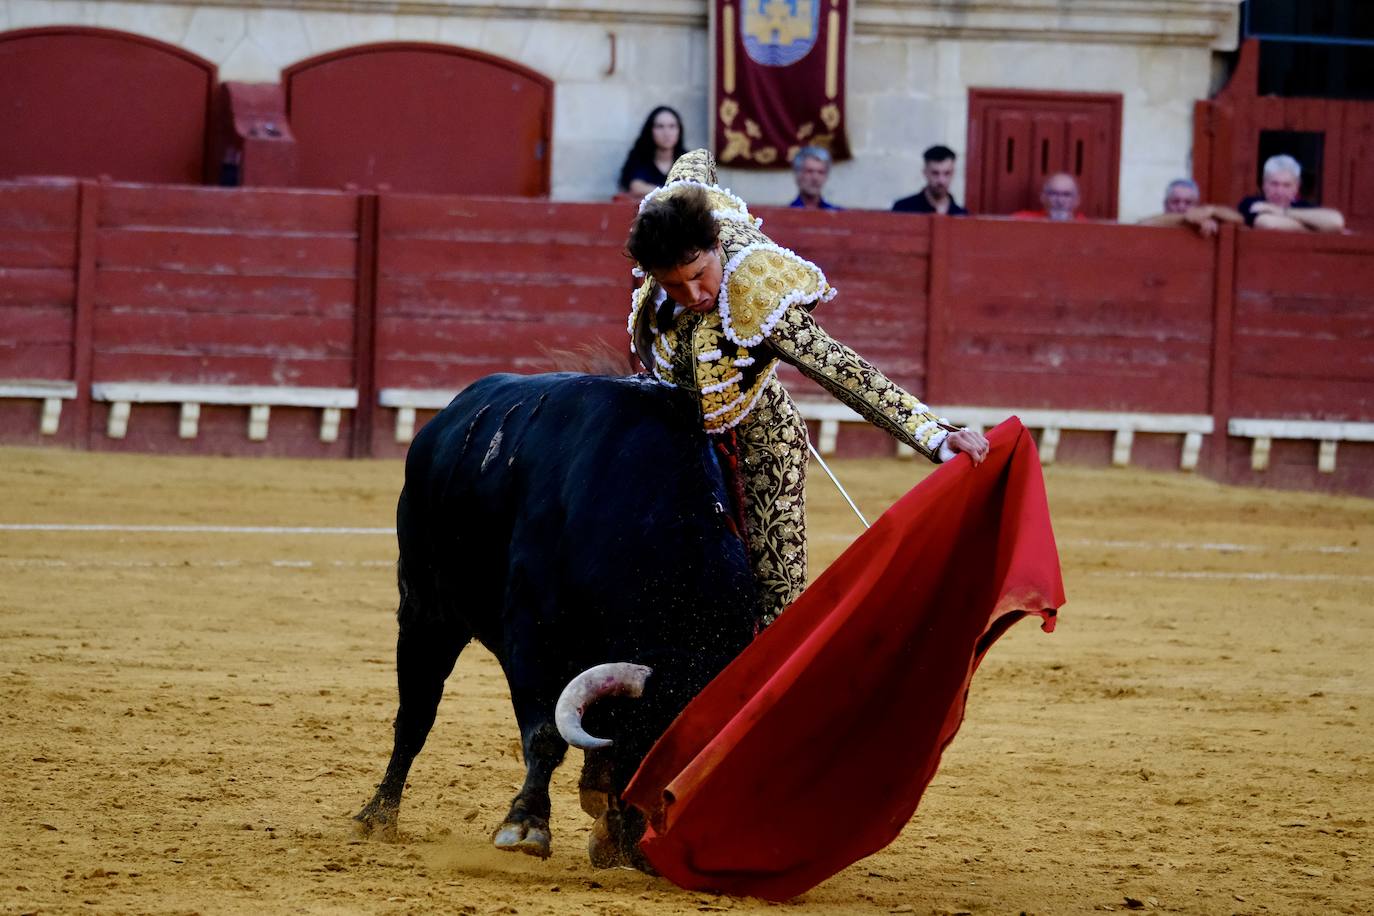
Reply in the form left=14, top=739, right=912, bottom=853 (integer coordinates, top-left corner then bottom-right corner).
left=626, top=150, right=988, bottom=626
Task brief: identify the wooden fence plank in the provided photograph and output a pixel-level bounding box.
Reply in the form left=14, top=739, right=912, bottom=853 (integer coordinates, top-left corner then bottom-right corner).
left=100, top=184, right=359, bottom=233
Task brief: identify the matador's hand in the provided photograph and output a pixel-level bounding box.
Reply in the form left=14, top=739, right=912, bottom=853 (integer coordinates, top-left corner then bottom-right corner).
left=946, top=427, right=989, bottom=465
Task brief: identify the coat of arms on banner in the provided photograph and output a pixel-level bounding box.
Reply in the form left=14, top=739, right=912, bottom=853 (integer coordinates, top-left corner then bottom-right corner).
left=742, top=0, right=819, bottom=67
left=714, top=0, right=851, bottom=168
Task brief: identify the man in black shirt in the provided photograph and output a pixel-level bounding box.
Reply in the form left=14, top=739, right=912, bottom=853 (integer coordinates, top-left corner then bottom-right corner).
left=1237, top=154, right=1345, bottom=233
left=892, top=145, right=969, bottom=215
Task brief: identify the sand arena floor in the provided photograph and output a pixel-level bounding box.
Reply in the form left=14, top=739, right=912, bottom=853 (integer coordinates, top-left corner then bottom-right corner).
left=0, top=446, right=1370, bottom=915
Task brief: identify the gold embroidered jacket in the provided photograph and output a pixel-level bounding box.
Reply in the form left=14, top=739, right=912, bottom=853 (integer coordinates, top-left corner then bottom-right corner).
left=627, top=149, right=954, bottom=462
left=632, top=152, right=956, bottom=466
left=635, top=292, right=953, bottom=461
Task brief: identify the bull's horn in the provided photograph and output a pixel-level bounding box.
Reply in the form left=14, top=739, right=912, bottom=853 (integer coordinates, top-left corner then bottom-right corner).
left=554, top=662, right=653, bottom=750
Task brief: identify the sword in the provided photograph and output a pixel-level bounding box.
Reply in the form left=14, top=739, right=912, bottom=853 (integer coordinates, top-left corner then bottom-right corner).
left=807, top=441, right=870, bottom=530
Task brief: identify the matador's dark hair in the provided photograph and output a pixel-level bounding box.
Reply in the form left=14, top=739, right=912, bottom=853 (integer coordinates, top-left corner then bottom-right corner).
left=626, top=186, right=722, bottom=368
left=625, top=186, right=721, bottom=273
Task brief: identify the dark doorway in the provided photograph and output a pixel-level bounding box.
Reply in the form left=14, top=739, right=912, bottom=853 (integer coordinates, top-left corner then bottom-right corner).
left=1257, top=130, right=1325, bottom=201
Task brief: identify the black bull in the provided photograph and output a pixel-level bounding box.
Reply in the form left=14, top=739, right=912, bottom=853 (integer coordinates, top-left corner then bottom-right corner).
left=355, top=372, right=760, bottom=865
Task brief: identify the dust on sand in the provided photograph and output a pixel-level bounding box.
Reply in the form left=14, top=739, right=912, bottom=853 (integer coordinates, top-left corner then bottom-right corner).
left=0, top=447, right=1369, bottom=915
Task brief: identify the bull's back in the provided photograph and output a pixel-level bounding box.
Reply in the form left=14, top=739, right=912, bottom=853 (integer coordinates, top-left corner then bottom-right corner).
left=406, top=372, right=703, bottom=514
left=397, top=372, right=737, bottom=615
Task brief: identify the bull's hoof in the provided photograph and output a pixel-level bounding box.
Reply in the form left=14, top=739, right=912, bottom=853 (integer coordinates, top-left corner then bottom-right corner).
left=492, top=821, right=552, bottom=858
left=588, top=801, right=659, bottom=875
left=587, top=813, right=623, bottom=869
left=353, top=802, right=399, bottom=840
left=626, top=844, right=659, bottom=876
left=579, top=787, right=609, bottom=819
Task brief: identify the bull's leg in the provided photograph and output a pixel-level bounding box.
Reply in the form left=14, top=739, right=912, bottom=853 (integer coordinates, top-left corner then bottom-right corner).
left=586, top=747, right=657, bottom=871
left=589, top=794, right=657, bottom=873
left=578, top=749, right=615, bottom=818
left=355, top=598, right=469, bottom=838
left=492, top=691, right=566, bottom=858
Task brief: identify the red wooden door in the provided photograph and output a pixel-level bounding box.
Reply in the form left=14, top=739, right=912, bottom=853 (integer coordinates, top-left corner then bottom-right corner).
left=284, top=43, right=552, bottom=196
left=1342, top=107, right=1374, bottom=227
left=0, top=27, right=215, bottom=184
left=967, top=89, right=1122, bottom=218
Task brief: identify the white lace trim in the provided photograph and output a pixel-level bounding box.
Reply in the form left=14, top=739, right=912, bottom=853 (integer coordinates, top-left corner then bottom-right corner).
left=734, top=356, right=755, bottom=367
left=653, top=346, right=673, bottom=371
left=697, top=349, right=722, bottom=362
left=713, top=209, right=759, bottom=226
left=705, top=364, right=779, bottom=432
left=701, top=372, right=743, bottom=395
left=717, top=242, right=836, bottom=348
left=627, top=282, right=649, bottom=338
left=639, top=178, right=751, bottom=219
left=912, top=418, right=940, bottom=441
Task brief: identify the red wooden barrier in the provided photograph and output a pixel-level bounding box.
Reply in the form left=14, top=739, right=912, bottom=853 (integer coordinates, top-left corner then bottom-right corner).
left=1232, top=232, right=1374, bottom=419
left=0, top=181, right=80, bottom=447
left=0, top=183, right=78, bottom=380
left=937, top=218, right=1222, bottom=470
left=1, top=179, right=1371, bottom=496
left=1226, top=230, right=1374, bottom=494
left=370, top=194, right=635, bottom=456
left=751, top=207, right=933, bottom=457
left=88, top=183, right=362, bottom=457
left=757, top=206, right=932, bottom=396
left=939, top=219, right=1216, bottom=413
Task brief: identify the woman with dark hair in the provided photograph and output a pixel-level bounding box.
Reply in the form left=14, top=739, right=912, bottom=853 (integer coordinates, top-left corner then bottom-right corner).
left=618, top=106, right=687, bottom=196
left=626, top=149, right=989, bottom=628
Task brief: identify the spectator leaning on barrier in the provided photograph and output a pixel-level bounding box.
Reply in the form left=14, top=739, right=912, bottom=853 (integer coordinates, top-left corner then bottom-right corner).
left=892, top=145, right=968, bottom=215
left=789, top=146, right=841, bottom=210
left=1011, top=173, right=1088, bottom=222
left=1238, top=155, right=1346, bottom=233
left=1137, top=178, right=1244, bottom=237
left=1164, top=177, right=1200, bottom=214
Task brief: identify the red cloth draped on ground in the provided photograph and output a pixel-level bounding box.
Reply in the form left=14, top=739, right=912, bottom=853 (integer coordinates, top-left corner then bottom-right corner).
left=622, top=417, right=1064, bottom=900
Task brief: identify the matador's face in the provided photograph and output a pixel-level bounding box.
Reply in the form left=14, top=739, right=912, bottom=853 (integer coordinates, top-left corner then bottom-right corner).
left=650, top=246, right=723, bottom=314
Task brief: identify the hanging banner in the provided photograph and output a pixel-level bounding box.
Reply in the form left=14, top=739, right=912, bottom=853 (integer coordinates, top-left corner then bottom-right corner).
left=713, top=0, right=852, bottom=168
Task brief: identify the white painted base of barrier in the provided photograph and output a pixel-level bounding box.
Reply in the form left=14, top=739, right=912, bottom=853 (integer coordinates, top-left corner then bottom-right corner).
left=795, top=401, right=1215, bottom=470
left=0, top=381, right=78, bottom=436
left=1230, top=418, right=1374, bottom=475
left=369, top=388, right=1370, bottom=479
left=92, top=383, right=358, bottom=443
left=379, top=388, right=458, bottom=443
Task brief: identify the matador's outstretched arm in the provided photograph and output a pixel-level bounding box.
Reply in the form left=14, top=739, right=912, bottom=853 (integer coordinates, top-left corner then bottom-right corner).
left=766, top=303, right=956, bottom=463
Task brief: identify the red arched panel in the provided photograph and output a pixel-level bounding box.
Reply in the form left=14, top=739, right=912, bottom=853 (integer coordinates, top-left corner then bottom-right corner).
left=284, top=43, right=552, bottom=196
left=0, top=27, right=215, bottom=184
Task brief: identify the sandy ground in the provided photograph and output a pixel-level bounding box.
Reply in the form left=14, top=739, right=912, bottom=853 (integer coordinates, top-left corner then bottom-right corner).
left=0, top=445, right=1370, bottom=916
